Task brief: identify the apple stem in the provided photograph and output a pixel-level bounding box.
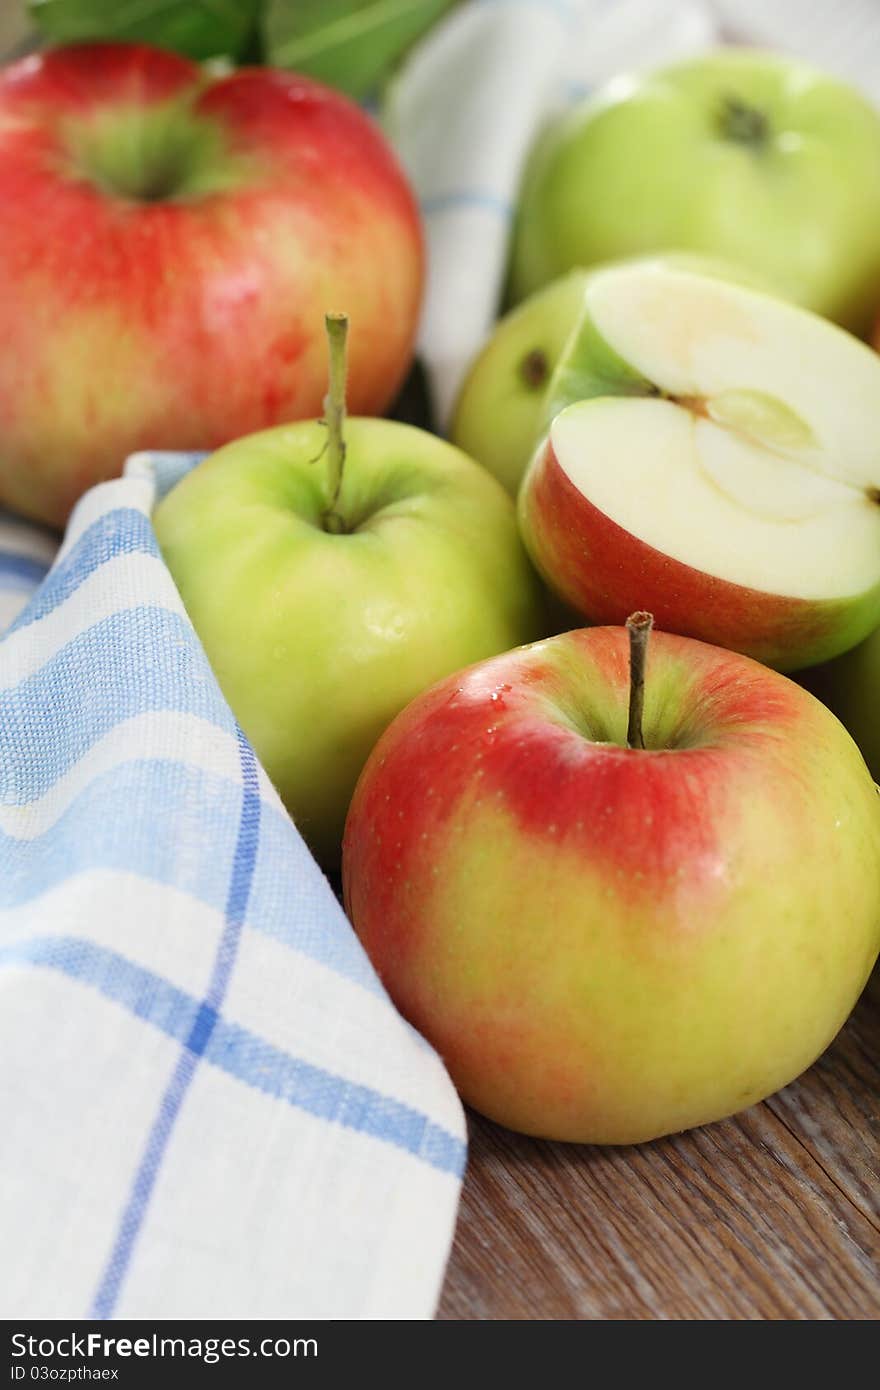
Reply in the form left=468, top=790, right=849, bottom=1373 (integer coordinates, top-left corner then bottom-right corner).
left=626, top=611, right=653, bottom=751
left=720, top=95, right=768, bottom=147
left=322, top=312, right=349, bottom=535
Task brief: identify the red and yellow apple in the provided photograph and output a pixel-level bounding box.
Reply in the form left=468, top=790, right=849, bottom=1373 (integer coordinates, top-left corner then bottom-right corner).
left=519, top=262, right=880, bottom=671
left=343, top=622, right=880, bottom=1144
left=0, top=42, right=423, bottom=526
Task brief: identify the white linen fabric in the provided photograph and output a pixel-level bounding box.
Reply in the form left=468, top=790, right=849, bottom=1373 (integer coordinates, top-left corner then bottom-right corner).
left=2, top=0, right=878, bottom=1321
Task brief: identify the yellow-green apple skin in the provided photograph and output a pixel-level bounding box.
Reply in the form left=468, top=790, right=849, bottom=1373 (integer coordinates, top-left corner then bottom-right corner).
left=0, top=43, right=424, bottom=527
left=343, top=627, right=880, bottom=1144
left=451, top=271, right=589, bottom=495
left=519, top=262, right=880, bottom=672
left=510, top=51, right=880, bottom=334
left=803, top=629, right=880, bottom=781
left=154, top=418, right=545, bottom=865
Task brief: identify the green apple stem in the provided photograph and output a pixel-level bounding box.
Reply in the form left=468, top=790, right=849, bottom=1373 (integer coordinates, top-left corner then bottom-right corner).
left=626, top=611, right=654, bottom=751
left=322, top=312, right=349, bottom=535
left=720, top=95, right=768, bottom=147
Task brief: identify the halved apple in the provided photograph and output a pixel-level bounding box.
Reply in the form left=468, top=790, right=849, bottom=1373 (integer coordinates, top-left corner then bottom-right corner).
left=519, top=263, right=880, bottom=670
left=451, top=255, right=776, bottom=497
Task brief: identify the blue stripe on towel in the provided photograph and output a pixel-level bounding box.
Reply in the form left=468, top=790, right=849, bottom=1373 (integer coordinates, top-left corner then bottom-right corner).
left=7, top=509, right=159, bottom=635
left=0, top=552, right=50, bottom=591
left=420, top=190, right=514, bottom=220
left=89, top=727, right=261, bottom=1318
left=0, top=756, right=381, bottom=993
left=0, top=932, right=465, bottom=1177
left=0, top=607, right=235, bottom=803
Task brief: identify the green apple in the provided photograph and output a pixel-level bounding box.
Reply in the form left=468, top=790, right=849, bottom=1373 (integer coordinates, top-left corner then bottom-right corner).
left=452, top=256, right=779, bottom=497
left=519, top=261, right=880, bottom=671
left=154, top=317, right=545, bottom=865
left=344, top=616, right=880, bottom=1144
left=510, top=50, right=880, bottom=334
left=451, top=270, right=589, bottom=496
left=803, top=628, right=880, bottom=780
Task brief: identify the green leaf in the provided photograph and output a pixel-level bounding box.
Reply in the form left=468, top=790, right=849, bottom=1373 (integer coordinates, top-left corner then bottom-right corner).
left=27, top=0, right=262, bottom=61
left=262, top=0, right=457, bottom=100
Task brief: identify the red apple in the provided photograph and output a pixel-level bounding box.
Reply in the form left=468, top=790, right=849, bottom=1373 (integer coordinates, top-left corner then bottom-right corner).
left=0, top=43, right=423, bottom=526
left=343, top=621, right=880, bottom=1144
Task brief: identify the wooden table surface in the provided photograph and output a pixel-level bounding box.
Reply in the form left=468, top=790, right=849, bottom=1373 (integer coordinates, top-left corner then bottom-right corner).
left=438, top=968, right=879, bottom=1320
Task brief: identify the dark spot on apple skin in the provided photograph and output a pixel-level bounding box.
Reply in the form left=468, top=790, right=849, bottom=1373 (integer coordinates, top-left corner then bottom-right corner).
left=520, top=349, right=549, bottom=391
left=867, top=486, right=880, bottom=506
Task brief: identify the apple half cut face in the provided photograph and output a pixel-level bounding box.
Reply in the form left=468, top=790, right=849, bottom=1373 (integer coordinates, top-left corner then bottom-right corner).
left=519, top=263, right=880, bottom=670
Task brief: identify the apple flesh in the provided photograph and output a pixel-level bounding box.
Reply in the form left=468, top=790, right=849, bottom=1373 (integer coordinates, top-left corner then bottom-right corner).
left=343, top=625, right=880, bottom=1144
left=154, top=415, right=545, bottom=866
left=451, top=257, right=781, bottom=498
left=0, top=43, right=423, bottom=527
left=510, top=51, right=880, bottom=333
left=519, top=263, right=880, bottom=671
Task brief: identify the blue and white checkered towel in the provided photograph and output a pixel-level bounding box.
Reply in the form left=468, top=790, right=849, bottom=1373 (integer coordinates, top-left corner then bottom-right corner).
left=0, top=454, right=465, bottom=1320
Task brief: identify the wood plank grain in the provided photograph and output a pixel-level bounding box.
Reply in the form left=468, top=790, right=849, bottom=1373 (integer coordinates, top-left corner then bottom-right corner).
left=438, top=969, right=879, bottom=1320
